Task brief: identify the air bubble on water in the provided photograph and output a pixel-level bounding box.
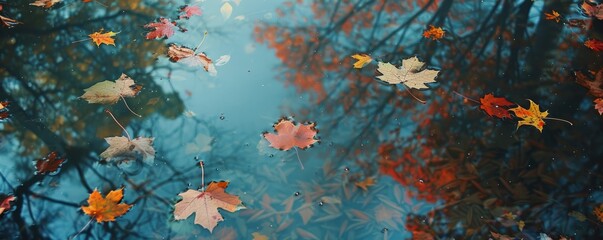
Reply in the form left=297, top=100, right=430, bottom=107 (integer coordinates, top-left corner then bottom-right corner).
left=381, top=228, right=388, bottom=233
left=419, top=179, right=424, bottom=183
left=318, top=201, right=324, bottom=206
left=294, top=191, right=300, bottom=196
left=344, top=167, right=350, bottom=172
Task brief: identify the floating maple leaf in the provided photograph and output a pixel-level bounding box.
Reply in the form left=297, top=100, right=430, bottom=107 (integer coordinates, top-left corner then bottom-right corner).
left=81, top=188, right=132, bottom=222
left=263, top=118, right=318, bottom=151
left=220, top=2, right=233, bottom=20
left=595, top=203, right=603, bottom=222
left=144, top=18, right=176, bottom=40
left=544, top=10, right=561, bottom=23
left=179, top=5, right=202, bottom=19
left=479, top=93, right=515, bottom=119
left=81, top=74, right=141, bottom=104
left=422, top=25, right=445, bottom=40
left=351, top=54, right=372, bottom=69
left=30, top=0, right=60, bottom=8
left=509, top=100, right=549, bottom=132
left=174, top=181, right=245, bottom=233
left=584, top=39, right=603, bottom=51
left=594, top=98, right=603, bottom=115
left=376, top=56, right=439, bottom=90
left=100, top=136, right=155, bottom=164
left=88, top=30, right=118, bottom=47
left=186, top=133, right=213, bottom=154
left=0, top=195, right=15, bottom=216
left=354, top=177, right=376, bottom=191
left=582, top=1, right=603, bottom=20
left=576, top=69, right=603, bottom=98
left=0, top=8, right=20, bottom=29
left=167, top=44, right=217, bottom=76
left=34, top=151, right=66, bottom=175
left=0, top=101, right=9, bottom=110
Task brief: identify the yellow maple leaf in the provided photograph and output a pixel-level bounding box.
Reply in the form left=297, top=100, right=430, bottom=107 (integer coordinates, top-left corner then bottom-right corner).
left=88, top=30, right=119, bottom=47
left=351, top=54, right=372, bottom=69
left=422, top=25, right=445, bottom=40
left=354, top=177, right=376, bottom=191
left=509, top=100, right=549, bottom=132
left=517, top=220, right=525, bottom=231
left=544, top=10, right=561, bottom=23
left=81, top=188, right=132, bottom=222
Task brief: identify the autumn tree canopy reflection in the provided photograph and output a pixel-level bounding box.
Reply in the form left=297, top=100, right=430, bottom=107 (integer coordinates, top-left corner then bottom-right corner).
left=256, top=0, right=603, bottom=238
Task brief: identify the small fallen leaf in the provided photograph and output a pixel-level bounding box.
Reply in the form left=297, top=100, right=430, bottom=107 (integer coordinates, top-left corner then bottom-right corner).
left=263, top=118, right=318, bottom=151
left=354, top=177, right=376, bottom=191
left=252, top=232, right=269, bottom=240
left=0, top=195, right=15, bottom=216
left=144, top=18, right=176, bottom=40
left=490, top=231, right=513, bottom=240
left=30, top=0, right=60, bottom=8
left=100, top=136, right=155, bottom=164
left=594, top=203, right=603, bottom=222
left=34, top=151, right=66, bottom=175
left=174, top=181, right=245, bottom=233
left=517, top=220, right=525, bottom=231
left=167, top=44, right=217, bottom=76
left=215, top=55, right=231, bottom=66
left=81, top=74, right=141, bottom=104
left=479, top=93, right=515, bottom=119
left=88, top=30, right=118, bottom=47
left=220, top=2, right=233, bottom=20
left=544, top=10, right=561, bottom=23
left=594, top=98, right=603, bottom=115
left=0, top=101, right=9, bottom=110
left=81, top=188, right=132, bottom=222
left=422, top=25, right=445, bottom=40
left=179, top=5, right=202, bottom=19
left=509, top=100, right=548, bottom=132
left=351, top=54, right=372, bottom=69
left=582, top=1, right=603, bottom=20
left=584, top=39, right=603, bottom=51
left=576, top=69, right=603, bottom=98
left=376, top=56, right=439, bottom=89
left=1, top=14, right=20, bottom=28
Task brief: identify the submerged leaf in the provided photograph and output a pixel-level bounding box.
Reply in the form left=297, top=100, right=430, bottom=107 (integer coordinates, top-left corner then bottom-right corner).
left=100, top=136, right=155, bottom=164
left=179, top=5, right=202, bottom=19
left=221, top=2, right=233, bottom=19
left=479, top=93, right=515, bottom=119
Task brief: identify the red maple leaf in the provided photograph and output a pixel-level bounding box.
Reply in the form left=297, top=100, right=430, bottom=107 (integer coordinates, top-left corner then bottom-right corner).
left=585, top=39, right=603, bottom=51
left=144, top=18, right=176, bottom=40
left=179, top=5, right=202, bottom=19
left=35, top=151, right=66, bottom=175
left=479, top=93, right=515, bottom=119
left=263, top=118, right=318, bottom=151
left=0, top=112, right=8, bottom=120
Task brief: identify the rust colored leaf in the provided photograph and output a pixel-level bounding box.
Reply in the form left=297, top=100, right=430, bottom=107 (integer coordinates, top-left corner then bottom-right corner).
left=595, top=203, right=603, bottom=222
left=422, top=25, right=445, bottom=40
left=35, top=151, right=66, bottom=175
left=144, top=18, right=176, bottom=40
left=582, top=1, right=603, bottom=20
left=0, top=195, right=15, bottom=216
left=173, top=181, right=245, bottom=233
left=179, top=5, right=202, bottom=19
left=0, top=101, right=9, bottom=110
left=509, top=100, right=548, bottom=132
left=576, top=69, right=603, bottom=98
left=544, top=10, right=561, bottom=23
left=594, top=98, right=603, bottom=115
left=88, top=30, right=118, bottom=47
left=167, top=44, right=217, bottom=76
left=479, top=93, right=515, bottom=119
left=81, top=188, right=132, bottom=222
left=263, top=118, right=318, bottom=151
left=584, top=39, right=603, bottom=51
left=30, top=0, right=60, bottom=8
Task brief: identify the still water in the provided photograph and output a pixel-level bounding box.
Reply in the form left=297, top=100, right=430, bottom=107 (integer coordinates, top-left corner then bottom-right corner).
left=0, top=0, right=602, bottom=239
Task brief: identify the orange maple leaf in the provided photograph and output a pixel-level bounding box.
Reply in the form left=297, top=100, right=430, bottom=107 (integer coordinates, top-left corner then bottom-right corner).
left=595, top=203, right=603, bottom=222
left=354, top=177, right=376, bottom=191
left=422, top=25, right=444, bottom=40
left=81, top=188, right=132, bottom=222
left=544, top=10, right=561, bottom=23
left=584, top=39, right=603, bottom=51
left=263, top=118, right=318, bottom=151
left=509, top=100, right=548, bottom=132
left=174, top=181, right=245, bottom=233
left=88, top=30, right=118, bottom=47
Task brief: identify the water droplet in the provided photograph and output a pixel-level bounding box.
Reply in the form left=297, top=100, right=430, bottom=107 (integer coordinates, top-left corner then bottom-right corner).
left=269, top=224, right=274, bottom=228
left=344, top=167, right=350, bottom=172
left=419, top=179, right=424, bottom=183
left=269, top=154, right=274, bottom=158
left=318, top=201, right=324, bottom=206
left=219, top=114, right=225, bottom=120
left=194, top=156, right=199, bottom=160
left=294, top=192, right=300, bottom=196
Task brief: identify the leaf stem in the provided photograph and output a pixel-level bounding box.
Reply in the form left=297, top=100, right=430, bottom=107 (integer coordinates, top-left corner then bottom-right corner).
left=401, top=85, right=426, bottom=104
left=70, top=218, right=94, bottom=240
left=193, top=31, right=209, bottom=54
left=452, top=90, right=480, bottom=104
left=105, top=109, right=131, bottom=140
left=71, top=38, right=90, bottom=44
left=200, top=161, right=205, bottom=191
left=120, top=96, right=142, bottom=117
left=544, top=117, right=573, bottom=126
left=294, top=147, right=305, bottom=170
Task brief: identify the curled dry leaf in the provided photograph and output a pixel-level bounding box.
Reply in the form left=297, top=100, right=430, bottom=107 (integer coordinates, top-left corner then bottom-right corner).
left=263, top=118, right=318, bottom=151
left=35, top=151, right=66, bottom=175
left=81, top=74, right=141, bottom=104
left=81, top=188, right=132, bottom=222
left=144, top=17, right=176, bottom=40
left=174, top=181, right=245, bottom=233
left=89, top=30, right=118, bottom=47
left=100, top=136, right=155, bottom=165
left=30, top=0, right=60, bottom=8
left=594, top=98, right=603, bottom=115
left=422, top=25, right=445, bottom=40
left=0, top=195, right=15, bottom=216
left=509, top=100, right=548, bottom=132
left=479, top=93, right=515, bottom=119
left=167, top=44, right=217, bottom=76
left=1, top=14, right=21, bottom=28
left=376, top=56, right=439, bottom=90
left=351, top=54, right=372, bottom=69
left=180, top=5, right=202, bottom=19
